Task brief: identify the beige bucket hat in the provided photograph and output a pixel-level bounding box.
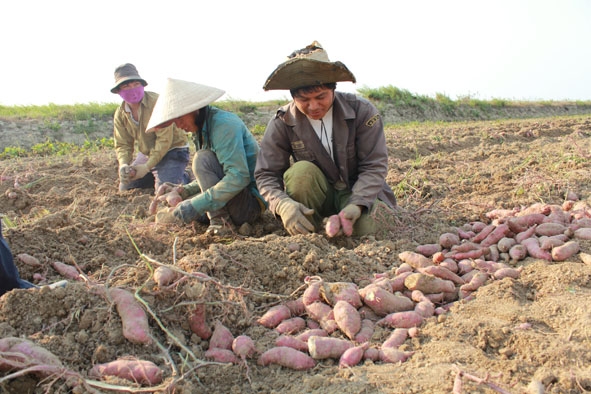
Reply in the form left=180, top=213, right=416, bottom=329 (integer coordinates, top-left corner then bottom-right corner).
left=146, top=78, right=225, bottom=131
left=263, top=41, right=356, bottom=91
left=111, top=63, right=148, bottom=93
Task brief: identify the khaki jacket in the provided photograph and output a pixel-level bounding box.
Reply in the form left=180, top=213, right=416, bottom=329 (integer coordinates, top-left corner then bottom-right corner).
left=113, top=91, right=188, bottom=169
left=255, top=91, right=396, bottom=213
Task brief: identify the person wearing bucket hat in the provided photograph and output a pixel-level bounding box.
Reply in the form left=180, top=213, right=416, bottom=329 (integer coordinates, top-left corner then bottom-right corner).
left=255, top=41, right=397, bottom=237
left=146, top=78, right=266, bottom=235
left=111, top=63, right=191, bottom=192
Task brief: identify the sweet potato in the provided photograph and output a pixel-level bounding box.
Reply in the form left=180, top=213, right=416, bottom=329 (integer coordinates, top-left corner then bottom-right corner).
left=381, top=328, right=408, bottom=349
left=284, top=297, right=306, bottom=316
left=89, top=358, right=163, bottom=386
left=404, top=273, right=456, bottom=294
left=551, top=240, right=580, bottom=261
left=339, top=342, right=368, bottom=368
left=439, top=232, right=460, bottom=249
left=354, top=319, right=375, bottom=343
left=539, top=235, right=567, bottom=250
left=574, top=227, right=591, bottom=240
left=275, top=317, right=306, bottom=335
left=493, top=267, right=522, bottom=280
left=508, top=244, right=528, bottom=261
left=308, top=336, right=353, bottom=359
left=325, top=214, right=342, bottom=237
left=153, top=266, right=178, bottom=287
left=446, top=248, right=484, bottom=261
left=479, top=224, right=510, bottom=247
left=321, top=281, right=362, bottom=308
left=295, top=328, right=328, bottom=342
left=415, top=243, right=441, bottom=257
left=51, top=260, right=81, bottom=280
left=333, top=300, right=361, bottom=340
left=302, top=278, right=323, bottom=305
left=16, top=253, right=42, bottom=267
left=389, top=271, right=413, bottom=292
left=360, top=348, right=378, bottom=362
left=521, top=237, right=552, bottom=261
left=471, top=224, right=495, bottom=243
left=257, top=346, right=316, bottom=370
left=398, top=251, right=433, bottom=269
left=377, top=311, right=424, bottom=329
left=506, top=213, right=546, bottom=233
left=361, top=285, right=415, bottom=316
left=305, top=301, right=338, bottom=333
left=209, top=321, right=234, bottom=350
left=188, top=304, right=212, bottom=340
left=535, top=222, right=567, bottom=237
left=232, top=335, right=256, bottom=359
left=418, top=265, right=464, bottom=285
left=275, top=335, right=308, bottom=352
left=258, top=304, right=291, bottom=328
left=379, top=348, right=414, bottom=363
left=414, top=300, right=435, bottom=318
left=109, top=288, right=152, bottom=345
left=497, top=237, right=517, bottom=253
left=338, top=210, right=355, bottom=236
left=0, top=337, right=63, bottom=371
left=204, top=348, right=239, bottom=364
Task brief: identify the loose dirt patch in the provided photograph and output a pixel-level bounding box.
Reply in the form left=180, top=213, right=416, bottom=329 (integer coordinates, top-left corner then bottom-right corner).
left=1, top=113, right=590, bottom=393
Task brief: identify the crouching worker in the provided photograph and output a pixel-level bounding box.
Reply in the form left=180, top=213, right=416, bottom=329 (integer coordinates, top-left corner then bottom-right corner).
left=111, top=63, right=191, bottom=191
left=146, top=78, right=266, bottom=235
left=255, top=41, right=397, bottom=237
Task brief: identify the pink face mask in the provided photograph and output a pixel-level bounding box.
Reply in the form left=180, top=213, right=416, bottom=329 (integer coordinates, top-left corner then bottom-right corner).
left=119, top=85, right=145, bottom=104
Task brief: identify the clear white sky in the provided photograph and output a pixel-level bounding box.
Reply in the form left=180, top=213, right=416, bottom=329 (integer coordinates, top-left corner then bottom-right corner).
left=1, top=0, right=590, bottom=106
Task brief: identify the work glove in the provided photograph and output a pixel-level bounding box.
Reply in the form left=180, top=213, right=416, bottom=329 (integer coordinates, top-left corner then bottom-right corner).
left=173, top=199, right=200, bottom=224
left=131, top=163, right=150, bottom=180
left=276, top=198, right=315, bottom=236
left=338, top=204, right=362, bottom=236
left=118, top=164, right=135, bottom=184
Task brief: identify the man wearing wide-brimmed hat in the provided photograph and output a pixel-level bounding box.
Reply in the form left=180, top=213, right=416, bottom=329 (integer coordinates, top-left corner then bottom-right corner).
left=146, top=78, right=266, bottom=235
left=111, top=63, right=191, bottom=191
left=255, top=41, right=397, bottom=237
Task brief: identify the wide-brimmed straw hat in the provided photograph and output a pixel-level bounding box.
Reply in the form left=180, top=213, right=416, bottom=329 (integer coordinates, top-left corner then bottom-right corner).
left=263, top=41, right=356, bottom=91
left=111, top=63, right=148, bottom=93
left=146, top=78, right=225, bottom=131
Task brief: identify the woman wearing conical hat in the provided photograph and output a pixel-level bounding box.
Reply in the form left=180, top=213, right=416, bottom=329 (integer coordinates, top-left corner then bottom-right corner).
left=146, top=78, right=266, bottom=235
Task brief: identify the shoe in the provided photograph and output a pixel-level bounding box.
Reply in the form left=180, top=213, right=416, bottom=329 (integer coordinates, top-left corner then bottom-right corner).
left=206, top=216, right=234, bottom=236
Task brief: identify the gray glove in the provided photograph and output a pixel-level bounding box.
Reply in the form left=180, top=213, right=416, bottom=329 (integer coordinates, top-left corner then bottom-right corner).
left=119, top=165, right=136, bottom=184
left=276, top=198, right=315, bottom=235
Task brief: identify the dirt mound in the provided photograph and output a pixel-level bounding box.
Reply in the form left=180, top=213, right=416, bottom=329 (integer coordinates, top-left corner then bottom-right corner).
left=1, top=114, right=591, bottom=393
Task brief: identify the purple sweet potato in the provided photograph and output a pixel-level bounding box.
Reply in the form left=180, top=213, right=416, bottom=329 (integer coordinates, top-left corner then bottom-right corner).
left=275, top=317, right=306, bottom=335
left=321, top=281, right=362, bottom=308
left=258, top=304, right=291, bottom=328
left=377, top=311, right=424, bottom=329
left=354, top=319, right=375, bottom=343
left=257, top=347, right=315, bottom=370
left=381, top=328, right=409, bottom=349
left=361, top=285, right=415, bottom=316
left=379, top=348, right=415, bottom=364
left=339, top=342, right=369, bottom=368
left=204, top=348, right=239, bottom=364
left=109, top=288, right=152, bottom=345
left=404, top=273, right=456, bottom=294
left=308, top=336, right=353, bottom=359
left=209, top=321, right=234, bottom=350
left=551, top=241, right=580, bottom=261
left=333, top=300, right=361, bottom=340
left=89, top=358, right=163, bottom=385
